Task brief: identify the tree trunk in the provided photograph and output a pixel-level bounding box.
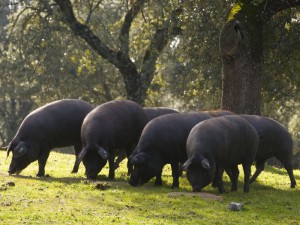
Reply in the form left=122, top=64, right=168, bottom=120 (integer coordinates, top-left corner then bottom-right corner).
left=220, top=20, right=262, bottom=114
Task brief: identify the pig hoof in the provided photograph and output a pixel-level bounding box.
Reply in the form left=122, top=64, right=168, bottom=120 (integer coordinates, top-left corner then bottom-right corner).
left=291, top=182, right=296, bottom=188
left=36, top=173, right=45, bottom=177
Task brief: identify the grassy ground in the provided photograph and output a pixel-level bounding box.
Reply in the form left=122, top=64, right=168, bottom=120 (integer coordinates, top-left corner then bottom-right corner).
left=0, top=151, right=299, bottom=225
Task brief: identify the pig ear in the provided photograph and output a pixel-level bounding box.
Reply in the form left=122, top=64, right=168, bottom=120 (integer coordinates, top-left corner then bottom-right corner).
left=76, top=147, right=88, bottom=164
left=182, top=158, right=193, bottom=171
left=97, top=147, right=109, bottom=160
left=130, top=153, right=147, bottom=165
left=201, top=158, right=211, bottom=170
left=6, top=142, right=13, bottom=158
left=14, top=143, right=28, bottom=158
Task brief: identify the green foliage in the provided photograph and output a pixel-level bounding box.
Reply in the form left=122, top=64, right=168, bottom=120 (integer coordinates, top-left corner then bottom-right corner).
left=262, top=9, right=300, bottom=148
left=0, top=0, right=125, bottom=144
left=0, top=151, right=299, bottom=224
left=228, top=3, right=242, bottom=21
left=0, top=0, right=300, bottom=149
left=147, top=0, right=231, bottom=110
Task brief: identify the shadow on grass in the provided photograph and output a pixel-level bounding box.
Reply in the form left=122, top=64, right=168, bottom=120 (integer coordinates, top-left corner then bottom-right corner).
left=7, top=172, right=130, bottom=187
left=263, top=165, right=300, bottom=180
left=5, top=166, right=298, bottom=195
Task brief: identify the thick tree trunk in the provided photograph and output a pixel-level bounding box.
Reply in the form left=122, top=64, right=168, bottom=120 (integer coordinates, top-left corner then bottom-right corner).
left=220, top=20, right=262, bottom=115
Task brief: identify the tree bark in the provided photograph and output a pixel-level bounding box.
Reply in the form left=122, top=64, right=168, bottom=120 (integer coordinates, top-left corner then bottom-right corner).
left=220, top=19, right=262, bottom=114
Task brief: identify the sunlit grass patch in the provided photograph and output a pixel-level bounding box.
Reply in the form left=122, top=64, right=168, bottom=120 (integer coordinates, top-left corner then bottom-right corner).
left=0, top=151, right=299, bottom=224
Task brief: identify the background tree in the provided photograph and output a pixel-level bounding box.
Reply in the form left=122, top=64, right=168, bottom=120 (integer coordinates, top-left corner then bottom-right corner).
left=0, top=0, right=299, bottom=153
left=152, top=0, right=232, bottom=111
left=53, top=0, right=182, bottom=105
left=0, top=0, right=123, bottom=144
left=0, top=0, right=34, bottom=144
left=262, top=8, right=300, bottom=150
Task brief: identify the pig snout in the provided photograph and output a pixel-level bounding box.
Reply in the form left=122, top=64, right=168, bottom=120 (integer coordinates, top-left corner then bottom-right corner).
left=8, top=166, right=16, bottom=175
left=8, top=166, right=22, bottom=175
left=8, top=160, right=18, bottom=175
left=8, top=166, right=23, bottom=175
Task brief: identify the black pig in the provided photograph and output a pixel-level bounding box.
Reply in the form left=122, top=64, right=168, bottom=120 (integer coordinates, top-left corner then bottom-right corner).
left=75, top=100, right=148, bottom=179
left=7, top=99, right=93, bottom=176
left=114, top=107, right=179, bottom=170
left=204, top=110, right=235, bottom=117
left=239, top=114, right=296, bottom=188
left=183, top=115, right=258, bottom=193
left=129, top=112, right=212, bottom=188
left=144, top=107, right=179, bottom=120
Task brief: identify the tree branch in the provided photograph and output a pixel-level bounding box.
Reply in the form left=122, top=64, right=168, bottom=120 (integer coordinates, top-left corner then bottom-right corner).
left=85, top=0, right=103, bottom=25
left=140, top=8, right=182, bottom=87
left=262, top=0, right=300, bottom=21
left=119, top=0, right=146, bottom=56
left=54, top=0, right=135, bottom=72
left=6, top=6, right=35, bottom=47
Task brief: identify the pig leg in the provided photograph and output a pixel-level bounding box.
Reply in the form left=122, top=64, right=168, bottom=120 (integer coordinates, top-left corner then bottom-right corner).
left=242, top=162, right=252, bottom=193
left=279, top=158, right=296, bottom=188
left=211, top=177, right=217, bottom=188
left=215, top=168, right=233, bottom=188
left=154, top=165, right=163, bottom=186
left=114, top=149, right=126, bottom=170
left=215, top=166, right=225, bottom=193
left=125, top=144, right=136, bottom=176
left=154, top=174, right=163, bottom=186
left=108, top=153, right=115, bottom=180
left=171, top=162, right=180, bottom=188
left=71, top=144, right=82, bottom=173
left=178, top=162, right=183, bottom=177
left=37, top=149, right=51, bottom=177
left=230, top=166, right=239, bottom=191
left=250, top=158, right=266, bottom=183
left=127, top=160, right=133, bottom=176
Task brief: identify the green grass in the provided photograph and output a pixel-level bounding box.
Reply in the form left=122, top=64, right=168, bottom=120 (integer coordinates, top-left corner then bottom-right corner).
left=0, top=151, right=299, bottom=225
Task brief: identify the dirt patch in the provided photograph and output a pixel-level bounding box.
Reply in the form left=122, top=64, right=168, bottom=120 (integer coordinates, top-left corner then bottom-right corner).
left=167, top=192, right=223, bottom=201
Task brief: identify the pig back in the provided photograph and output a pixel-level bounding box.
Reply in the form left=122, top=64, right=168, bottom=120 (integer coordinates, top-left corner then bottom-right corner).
left=135, top=112, right=212, bottom=162
left=14, top=99, right=93, bottom=147
left=143, top=107, right=179, bottom=121
left=239, top=115, right=293, bottom=159
left=81, top=100, right=148, bottom=150
left=187, top=115, right=259, bottom=166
